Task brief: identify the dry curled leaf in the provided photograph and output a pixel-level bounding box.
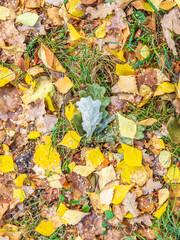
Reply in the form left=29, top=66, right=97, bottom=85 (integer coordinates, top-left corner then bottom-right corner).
left=122, top=192, right=138, bottom=217
left=142, top=179, right=162, bottom=195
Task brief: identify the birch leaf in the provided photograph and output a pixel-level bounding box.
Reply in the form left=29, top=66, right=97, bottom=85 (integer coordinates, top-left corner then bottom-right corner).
left=76, top=96, right=102, bottom=138
left=86, top=147, right=104, bottom=168
left=116, top=64, right=135, bottom=76
left=62, top=210, right=88, bottom=225
left=0, top=155, right=14, bottom=173
left=111, top=185, right=133, bottom=204
left=35, top=220, right=55, bottom=236
left=154, top=201, right=168, bottom=218
left=121, top=144, right=142, bottom=167
left=16, top=12, right=39, bottom=26
left=60, top=131, right=81, bottom=149
left=0, top=6, right=10, bottom=20
left=117, top=113, right=137, bottom=139
left=0, top=65, right=15, bottom=87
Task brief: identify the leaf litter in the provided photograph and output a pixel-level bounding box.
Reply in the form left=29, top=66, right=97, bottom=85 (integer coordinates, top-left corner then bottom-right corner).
left=0, top=0, right=179, bottom=239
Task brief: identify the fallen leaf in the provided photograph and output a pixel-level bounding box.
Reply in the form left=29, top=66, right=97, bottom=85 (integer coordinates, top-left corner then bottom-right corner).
left=47, top=174, right=62, bottom=188
left=122, top=143, right=142, bottom=167
left=117, top=113, right=137, bottom=139
left=45, top=0, right=62, bottom=6
left=95, top=22, right=106, bottom=39
left=132, top=213, right=153, bottom=226
left=0, top=6, right=10, bottom=20
left=160, top=0, right=176, bottom=10
left=62, top=210, right=88, bottom=225
left=167, top=117, right=180, bottom=144
left=60, top=131, right=81, bottom=149
left=14, top=174, right=27, bottom=187
left=68, top=0, right=84, bottom=17
left=0, top=224, right=22, bottom=240
left=86, top=147, right=104, bottom=168
left=47, top=7, right=62, bottom=25
left=13, top=189, right=26, bottom=203
left=54, top=77, right=73, bottom=94
left=154, top=201, right=168, bottom=218
left=154, top=82, right=176, bottom=96
left=68, top=24, right=82, bottom=41
left=131, top=168, right=149, bottom=186
left=159, top=150, right=171, bottom=168
left=142, top=179, right=162, bottom=195
left=89, top=192, right=110, bottom=213
left=117, top=75, right=139, bottom=94
left=164, top=164, right=180, bottom=183
left=116, top=64, right=135, bottom=76
left=150, top=0, right=163, bottom=9
left=58, top=203, right=68, bottom=217
left=0, top=65, right=15, bottom=87
left=25, top=73, right=35, bottom=88
left=158, top=188, right=169, bottom=205
left=137, top=118, right=157, bottom=126
left=38, top=42, right=66, bottom=72
left=35, top=220, right=55, bottom=236
left=16, top=12, right=39, bottom=26
left=111, top=185, right=133, bottom=204
left=161, top=7, right=180, bottom=55
left=98, top=165, right=116, bottom=190
left=65, top=102, right=78, bottom=121
left=41, top=206, right=64, bottom=229
left=34, top=136, right=61, bottom=173
left=122, top=192, right=138, bottom=217
left=28, top=131, right=40, bottom=139
left=100, top=187, right=114, bottom=205
left=73, top=165, right=95, bottom=177
left=132, top=0, right=154, bottom=12
left=0, top=155, right=14, bottom=173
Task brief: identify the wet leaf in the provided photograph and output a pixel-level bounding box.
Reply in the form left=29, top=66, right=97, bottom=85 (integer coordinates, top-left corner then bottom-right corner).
left=60, top=131, right=81, bottom=149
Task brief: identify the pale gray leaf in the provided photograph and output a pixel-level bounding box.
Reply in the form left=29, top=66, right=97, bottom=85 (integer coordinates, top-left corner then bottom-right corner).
left=76, top=96, right=102, bottom=138
left=122, top=192, right=138, bottom=217
left=142, top=179, right=162, bottom=195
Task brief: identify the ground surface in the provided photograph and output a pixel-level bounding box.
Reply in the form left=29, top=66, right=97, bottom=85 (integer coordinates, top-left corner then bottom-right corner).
left=0, top=0, right=180, bottom=239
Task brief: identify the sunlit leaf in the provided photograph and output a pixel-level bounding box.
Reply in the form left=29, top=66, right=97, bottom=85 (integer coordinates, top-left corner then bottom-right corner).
left=58, top=203, right=68, bottom=217
left=14, top=174, right=27, bottom=187
left=154, top=201, right=168, bottom=218
left=35, top=220, right=55, bottom=236
left=0, top=65, right=15, bottom=87
left=0, top=155, right=14, bottom=173
left=154, top=82, right=176, bottom=96
left=86, top=147, right=104, bottom=168
left=13, top=189, right=26, bottom=203
left=54, top=77, right=73, bottom=94
left=28, top=131, right=40, bottom=139
left=68, top=0, right=84, bottom=17
left=122, top=143, right=142, bottom=167
left=116, top=64, right=135, bottom=76
left=111, top=185, right=133, bottom=204
left=68, top=24, right=81, bottom=41
left=60, top=131, right=81, bottom=149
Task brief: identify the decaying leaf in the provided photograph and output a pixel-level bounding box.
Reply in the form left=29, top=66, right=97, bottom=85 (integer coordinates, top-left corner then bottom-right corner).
left=0, top=6, right=10, bottom=20
left=167, top=117, right=180, bottom=144
left=89, top=192, right=110, bottom=213
left=54, top=77, right=73, bottom=94
left=131, top=168, right=149, bottom=186
left=73, top=165, right=95, bottom=177
left=111, top=185, right=133, bottom=204
left=122, top=192, right=138, bottom=217
left=131, top=213, right=153, bottom=226
left=164, top=164, right=180, bottom=183
left=159, top=150, right=171, bottom=168
left=100, top=187, right=114, bottom=205
left=137, top=118, right=157, bottom=126
left=98, top=165, right=116, bottom=190
left=116, top=64, right=135, bottom=76
left=0, top=65, right=15, bottom=87
left=142, top=179, right=162, bottom=195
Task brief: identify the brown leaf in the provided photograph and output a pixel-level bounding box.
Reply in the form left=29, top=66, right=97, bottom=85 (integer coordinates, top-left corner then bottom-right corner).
left=47, top=7, right=62, bottom=25
left=137, top=195, right=155, bottom=213
left=138, top=228, right=157, bottom=240
left=122, top=192, right=138, bottom=217
left=161, top=7, right=180, bottom=55
left=132, top=213, right=153, bottom=226
left=142, top=179, right=162, bottom=195
left=112, top=204, right=127, bottom=222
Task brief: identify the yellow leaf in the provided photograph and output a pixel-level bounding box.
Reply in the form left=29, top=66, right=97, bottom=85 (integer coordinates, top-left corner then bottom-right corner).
left=159, top=150, right=171, bottom=168
left=36, top=220, right=55, bottom=236
left=117, top=113, right=137, bottom=139
left=95, top=22, right=106, bottom=39
left=124, top=212, right=134, bottom=218
left=150, top=0, right=163, bottom=9
left=25, top=73, right=35, bottom=89
left=73, top=165, right=95, bottom=177
left=111, top=185, right=133, bottom=204
left=28, top=131, right=40, bottom=139
left=86, top=147, right=104, bottom=168
left=48, top=174, right=62, bottom=189
left=2, top=144, right=9, bottom=152
left=45, top=94, right=55, bottom=111
left=116, top=63, right=135, bottom=76
left=13, top=189, right=26, bottom=203
left=18, top=83, right=29, bottom=91
left=116, top=160, right=141, bottom=184
left=65, top=102, right=78, bottom=121
left=60, top=131, right=81, bottom=149
left=140, top=45, right=150, bottom=59
left=154, top=201, right=168, bottom=218
left=0, top=65, right=15, bottom=87
left=0, top=155, right=14, bottom=173
left=154, top=82, right=176, bottom=96
left=137, top=118, right=157, bottom=126
left=89, top=192, right=110, bottom=213
left=14, top=174, right=27, bottom=187
left=54, top=77, right=73, bottom=94
left=177, top=79, right=180, bottom=98
left=160, top=0, right=176, bottom=10
left=68, top=0, right=84, bottom=17
left=164, top=165, right=180, bottom=183
left=0, top=6, right=10, bottom=20
left=68, top=161, right=76, bottom=171
left=109, top=49, right=126, bottom=62
left=61, top=210, right=88, bottom=225
left=68, top=24, right=81, bottom=41
left=122, top=144, right=142, bottom=167
left=76, top=237, right=83, bottom=240
left=34, top=138, right=61, bottom=173
left=175, top=0, right=180, bottom=8
left=118, top=75, right=139, bottom=94
left=58, top=203, right=68, bottom=217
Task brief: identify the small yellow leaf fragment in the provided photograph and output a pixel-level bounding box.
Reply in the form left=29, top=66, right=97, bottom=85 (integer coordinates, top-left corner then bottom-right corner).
left=154, top=201, right=168, bottom=218
left=45, top=94, right=55, bottom=112
left=68, top=0, right=84, bottom=17
left=68, top=24, right=81, bottom=41
left=28, top=131, right=40, bottom=139
left=25, top=73, right=35, bottom=88
left=124, top=212, right=134, bottom=218
left=55, top=77, right=73, bottom=94
left=65, top=102, right=78, bottom=121
left=158, top=188, right=169, bottom=205
left=164, top=165, right=180, bottom=183
left=117, top=113, right=137, bottom=139
left=137, top=118, right=157, bottom=126
left=109, top=49, right=126, bottom=62
left=58, top=203, right=68, bottom=217
left=60, top=131, right=81, bottom=149
left=0, top=6, right=10, bottom=20
left=177, top=79, right=180, bottom=98
left=116, top=63, right=135, bottom=76
left=13, top=189, right=26, bottom=203
left=111, top=185, right=133, bottom=204
left=175, top=0, right=180, bottom=8
left=14, top=174, right=27, bottom=187
left=0, top=155, right=14, bottom=173
left=62, top=210, right=88, bottom=225
left=154, top=82, right=176, bottom=96
left=95, top=22, right=106, bottom=39
left=73, top=165, right=95, bottom=177
left=122, top=144, right=142, bottom=167
left=68, top=161, right=76, bottom=171
left=36, top=220, right=55, bottom=236
left=0, top=65, right=15, bottom=87
left=2, top=144, right=9, bottom=152
left=34, top=138, right=61, bottom=173
left=86, top=147, right=104, bottom=168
